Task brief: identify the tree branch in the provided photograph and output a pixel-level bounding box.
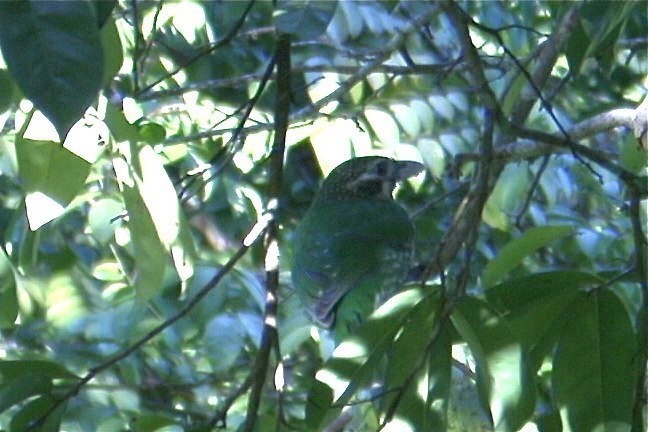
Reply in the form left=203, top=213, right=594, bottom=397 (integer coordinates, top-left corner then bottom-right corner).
left=242, top=32, right=291, bottom=432
left=454, top=107, right=639, bottom=164
left=138, top=62, right=460, bottom=101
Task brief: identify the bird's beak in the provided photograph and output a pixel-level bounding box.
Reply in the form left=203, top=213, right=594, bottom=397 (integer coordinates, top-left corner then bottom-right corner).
left=393, top=160, right=425, bottom=181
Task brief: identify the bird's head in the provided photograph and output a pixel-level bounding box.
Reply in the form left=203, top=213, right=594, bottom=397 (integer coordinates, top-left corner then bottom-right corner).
left=317, top=156, right=425, bottom=201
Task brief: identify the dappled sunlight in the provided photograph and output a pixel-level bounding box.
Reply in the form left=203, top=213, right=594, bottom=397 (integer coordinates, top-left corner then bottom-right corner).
left=333, top=338, right=368, bottom=359
left=43, top=274, right=86, bottom=328
left=315, top=368, right=349, bottom=402
left=0, top=0, right=643, bottom=429
left=24, top=192, right=65, bottom=230
left=381, top=417, right=415, bottom=432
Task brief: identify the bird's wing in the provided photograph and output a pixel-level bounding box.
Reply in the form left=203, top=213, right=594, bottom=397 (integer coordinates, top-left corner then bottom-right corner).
left=292, top=201, right=414, bottom=326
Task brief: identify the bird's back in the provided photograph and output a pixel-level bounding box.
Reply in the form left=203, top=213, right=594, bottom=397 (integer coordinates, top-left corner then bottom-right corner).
left=291, top=198, right=415, bottom=328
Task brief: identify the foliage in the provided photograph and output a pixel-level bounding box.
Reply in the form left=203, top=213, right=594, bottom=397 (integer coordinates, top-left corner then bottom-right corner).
left=0, top=1, right=646, bottom=431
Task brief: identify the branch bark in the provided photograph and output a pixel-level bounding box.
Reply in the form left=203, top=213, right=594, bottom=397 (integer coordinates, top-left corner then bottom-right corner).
left=242, top=32, right=291, bottom=432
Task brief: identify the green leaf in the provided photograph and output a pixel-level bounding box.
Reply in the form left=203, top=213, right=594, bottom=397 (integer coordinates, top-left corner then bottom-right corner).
left=15, top=137, right=91, bottom=229
left=274, top=0, right=338, bottom=40
left=0, top=68, right=16, bottom=114
left=88, top=196, right=123, bottom=243
left=9, top=394, right=67, bottom=432
left=619, top=133, right=648, bottom=174
left=0, top=359, right=78, bottom=380
left=566, top=1, right=636, bottom=75
left=381, top=292, right=440, bottom=425
left=482, top=164, right=531, bottom=230
left=0, top=277, right=17, bottom=328
left=382, top=319, right=452, bottom=432
left=118, top=143, right=195, bottom=297
left=485, top=271, right=603, bottom=355
left=122, top=182, right=167, bottom=299
left=0, top=1, right=103, bottom=138
left=204, top=314, right=247, bottom=373
left=128, top=412, right=178, bottom=432
left=93, top=0, right=117, bottom=28
left=482, top=225, right=573, bottom=288
left=364, top=109, right=400, bottom=147
left=100, top=16, right=123, bottom=87
left=424, top=323, right=452, bottom=431
left=451, top=296, right=535, bottom=432
left=0, top=374, right=52, bottom=414
left=553, top=289, right=637, bottom=432
left=391, top=103, right=422, bottom=138
left=306, top=288, right=428, bottom=429
left=134, top=145, right=194, bottom=281
left=0, top=251, right=17, bottom=328
left=0, top=361, right=76, bottom=417
left=137, top=121, right=167, bottom=145
left=104, top=103, right=140, bottom=142
left=565, top=19, right=591, bottom=75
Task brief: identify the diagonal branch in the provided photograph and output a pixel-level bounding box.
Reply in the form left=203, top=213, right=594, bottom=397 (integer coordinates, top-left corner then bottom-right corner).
left=25, top=212, right=272, bottom=432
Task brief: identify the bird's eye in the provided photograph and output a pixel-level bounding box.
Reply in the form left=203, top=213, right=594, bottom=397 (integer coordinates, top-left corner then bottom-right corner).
left=374, top=160, right=389, bottom=177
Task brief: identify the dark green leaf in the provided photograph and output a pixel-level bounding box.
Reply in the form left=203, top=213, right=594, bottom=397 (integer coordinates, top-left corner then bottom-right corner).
left=137, top=122, right=167, bottom=145
left=0, top=251, right=17, bottom=328
left=92, top=0, right=117, bottom=28
left=381, top=292, right=440, bottom=426
left=15, top=137, right=91, bottom=228
left=452, top=296, right=536, bottom=432
left=0, top=1, right=103, bottom=138
left=306, top=288, right=428, bottom=429
left=100, top=17, right=123, bottom=87
left=0, top=68, right=16, bottom=114
left=0, top=374, right=52, bottom=414
left=486, top=271, right=603, bottom=370
left=9, top=394, right=67, bottom=432
left=274, top=0, right=338, bottom=40
left=0, top=359, right=78, bottom=380
left=553, top=289, right=637, bottom=432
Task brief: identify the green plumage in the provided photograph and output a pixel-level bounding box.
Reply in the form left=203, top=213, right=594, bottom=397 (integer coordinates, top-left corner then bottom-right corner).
left=291, top=156, right=424, bottom=334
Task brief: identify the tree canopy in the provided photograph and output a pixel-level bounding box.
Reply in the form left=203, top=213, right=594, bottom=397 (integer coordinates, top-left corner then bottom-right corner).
left=0, top=1, right=646, bottom=431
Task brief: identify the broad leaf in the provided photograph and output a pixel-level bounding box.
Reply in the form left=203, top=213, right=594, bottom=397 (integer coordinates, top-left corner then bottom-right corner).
left=274, top=0, right=338, bottom=41
left=9, top=394, right=67, bottom=432
left=485, top=270, right=603, bottom=370
left=15, top=136, right=91, bottom=229
left=0, top=1, right=103, bottom=138
left=482, top=225, right=572, bottom=287
left=553, top=289, right=637, bottom=432
left=306, top=288, right=429, bottom=429
left=381, top=292, right=441, bottom=426
left=451, top=296, right=535, bottom=432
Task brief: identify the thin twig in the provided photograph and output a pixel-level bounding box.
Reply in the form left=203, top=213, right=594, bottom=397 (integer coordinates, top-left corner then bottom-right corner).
left=289, top=4, right=443, bottom=121
left=178, top=52, right=277, bottom=201
left=510, top=124, right=648, bottom=197
left=136, top=0, right=257, bottom=96
left=138, top=62, right=459, bottom=101
left=453, top=107, right=638, bottom=164
left=208, top=373, right=255, bottom=428
left=514, top=155, right=551, bottom=230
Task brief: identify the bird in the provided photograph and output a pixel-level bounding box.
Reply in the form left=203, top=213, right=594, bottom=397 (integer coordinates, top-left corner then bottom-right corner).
left=291, top=156, right=424, bottom=336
